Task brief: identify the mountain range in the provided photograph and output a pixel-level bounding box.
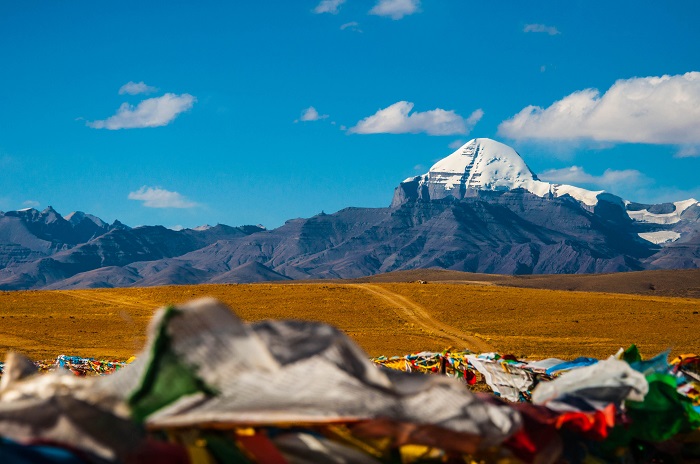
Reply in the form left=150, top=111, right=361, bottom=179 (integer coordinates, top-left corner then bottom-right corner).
left=1, top=138, right=698, bottom=290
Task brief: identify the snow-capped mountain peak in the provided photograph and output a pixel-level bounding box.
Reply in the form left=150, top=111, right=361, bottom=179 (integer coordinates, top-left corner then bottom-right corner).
left=427, top=138, right=539, bottom=190
left=395, top=138, right=603, bottom=207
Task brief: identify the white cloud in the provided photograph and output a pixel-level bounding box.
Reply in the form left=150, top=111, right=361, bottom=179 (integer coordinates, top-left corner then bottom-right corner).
left=349, top=102, right=482, bottom=136
left=22, top=200, right=40, bottom=208
left=676, top=146, right=700, bottom=158
left=118, top=81, right=158, bottom=95
left=340, top=21, right=362, bottom=32
left=88, top=93, right=196, bottom=130
left=128, top=186, right=198, bottom=208
left=295, top=106, right=329, bottom=122
left=314, top=0, right=346, bottom=14
left=539, top=166, right=647, bottom=191
left=448, top=139, right=466, bottom=150
left=538, top=167, right=700, bottom=203
left=523, top=23, right=560, bottom=35
left=369, top=0, right=420, bottom=19
left=465, top=109, right=484, bottom=126
left=499, top=72, right=700, bottom=145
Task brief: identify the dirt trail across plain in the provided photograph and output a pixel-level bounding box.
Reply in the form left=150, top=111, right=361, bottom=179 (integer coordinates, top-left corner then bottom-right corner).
left=351, top=284, right=495, bottom=352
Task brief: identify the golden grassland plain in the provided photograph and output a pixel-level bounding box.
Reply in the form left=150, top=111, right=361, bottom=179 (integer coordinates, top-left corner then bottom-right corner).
left=0, top=282, right=698, bottom=361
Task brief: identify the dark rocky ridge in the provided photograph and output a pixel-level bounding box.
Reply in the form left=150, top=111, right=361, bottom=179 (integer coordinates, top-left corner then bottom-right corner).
left=0, top=188, right=687, bottom=290
left=0, top=210, right=264, bottom=290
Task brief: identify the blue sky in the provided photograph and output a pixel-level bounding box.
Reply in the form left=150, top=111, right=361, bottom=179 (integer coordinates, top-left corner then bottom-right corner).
left=1, top=1, right=699, bottom=229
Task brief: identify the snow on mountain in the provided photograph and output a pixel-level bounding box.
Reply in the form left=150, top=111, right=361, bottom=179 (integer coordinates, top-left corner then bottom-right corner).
left=64, top=211, right=108, bottom=228
left=421, top=138, right=541, bottom=190
left=626, top=199, right=699, bottom=225
left=638, top=231, right=682, bottom=245
left=40, top=206, right=63, bottom=223
left=551, top=184, right=602, bottom=208
left=400, top=138, right=603, bottom=207
left=676, top=198, right=700, bottom=214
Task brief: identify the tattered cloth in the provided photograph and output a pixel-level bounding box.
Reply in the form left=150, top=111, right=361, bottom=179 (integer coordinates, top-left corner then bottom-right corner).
left=0, top=355, right=127, bottom=378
